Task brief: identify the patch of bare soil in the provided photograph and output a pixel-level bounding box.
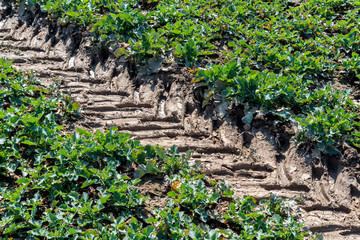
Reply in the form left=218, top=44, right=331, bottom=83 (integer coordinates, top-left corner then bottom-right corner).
left=1, top=3, right=360, bottom=239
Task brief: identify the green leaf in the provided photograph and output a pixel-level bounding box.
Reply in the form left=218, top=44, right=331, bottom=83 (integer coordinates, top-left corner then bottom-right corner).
left=22, top=140, right=37, bottom=146
left=100, top=195, right=111, bottom=204
left=114, top=48, right=127, bottom=57
left=134, top=164, right=147, bottom=179
left=323, top=145, right=341, bottom=155
left=195, top=208, right=208, bottom=222
left=16, top=177, right=29, bottom=184
left=167, top=191, right=177, bottom=198
left=242, top=112, right=254, bottom=125
left=146, top=159, right=157, bottom=173
left=273, top=214, right=282, bottom=224
left=228, top=41, right=235, bottom=47
left=81, top=179, right=95, bottom=188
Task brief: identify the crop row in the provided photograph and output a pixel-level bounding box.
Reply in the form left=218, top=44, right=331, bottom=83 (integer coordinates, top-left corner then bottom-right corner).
left=11, top=0, right=360, bottom=154
left=0, top=59, right=316, bottom=239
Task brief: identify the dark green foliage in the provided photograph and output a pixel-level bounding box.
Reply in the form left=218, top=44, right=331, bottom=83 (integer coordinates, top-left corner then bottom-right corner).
left=0, top=59, right=315, bottom=239
left=11, top=0, right=360, bottom=154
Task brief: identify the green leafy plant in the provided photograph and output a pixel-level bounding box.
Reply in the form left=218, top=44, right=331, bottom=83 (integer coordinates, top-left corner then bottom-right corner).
left=11, top=0, right=360, bottom=156
left=0, top=58, right=316, bottom=238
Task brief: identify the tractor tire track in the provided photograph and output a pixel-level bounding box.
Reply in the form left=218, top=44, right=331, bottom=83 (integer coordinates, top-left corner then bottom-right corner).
left=1, top=8, right=360, bottom=239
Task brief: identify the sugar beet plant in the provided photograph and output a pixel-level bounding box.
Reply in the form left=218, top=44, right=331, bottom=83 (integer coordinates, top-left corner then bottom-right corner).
left=12, top=0, right=360, bottom=154
left=0, top=59, right=316, bottom=238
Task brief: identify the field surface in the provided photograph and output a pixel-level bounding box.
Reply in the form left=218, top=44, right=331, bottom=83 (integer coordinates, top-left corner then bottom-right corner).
left=1, top=0, right=360, bottom=239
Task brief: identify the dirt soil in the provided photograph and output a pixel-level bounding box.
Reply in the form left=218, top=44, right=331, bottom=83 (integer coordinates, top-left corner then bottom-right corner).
left=1, top=3, right=360, bottom=239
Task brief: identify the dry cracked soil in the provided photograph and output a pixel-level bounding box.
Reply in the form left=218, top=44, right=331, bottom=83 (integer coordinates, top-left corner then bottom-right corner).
left=1, top=2, right=360, bottom=239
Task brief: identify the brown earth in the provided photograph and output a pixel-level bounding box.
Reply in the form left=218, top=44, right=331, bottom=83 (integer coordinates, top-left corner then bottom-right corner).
left=1, top=3, right=360, bottom=239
